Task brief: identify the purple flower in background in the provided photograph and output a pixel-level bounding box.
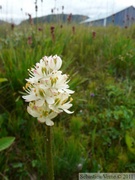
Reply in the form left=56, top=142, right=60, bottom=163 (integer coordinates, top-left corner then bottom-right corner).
left=90, top=93, right=95, bottom=97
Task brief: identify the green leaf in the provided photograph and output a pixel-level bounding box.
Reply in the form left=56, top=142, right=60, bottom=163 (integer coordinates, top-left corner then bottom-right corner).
left=125, top=133, right=135, bottom=154
left=12, top=162, right=23, bottom=168
left=0, top=78, right=8, bottom=83
left=0, top=137, right=15, bottom=152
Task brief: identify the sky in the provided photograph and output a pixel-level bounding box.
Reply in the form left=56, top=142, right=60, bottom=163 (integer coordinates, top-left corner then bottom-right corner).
left=0, top=0, right=135, bottom=24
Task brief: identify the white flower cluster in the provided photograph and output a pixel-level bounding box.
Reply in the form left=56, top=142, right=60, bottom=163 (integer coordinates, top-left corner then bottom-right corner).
left=22, top=55, right=74, bottom=126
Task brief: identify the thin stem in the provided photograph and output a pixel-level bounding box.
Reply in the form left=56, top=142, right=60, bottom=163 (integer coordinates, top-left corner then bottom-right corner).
left=45, top=125, right=54, bottom=180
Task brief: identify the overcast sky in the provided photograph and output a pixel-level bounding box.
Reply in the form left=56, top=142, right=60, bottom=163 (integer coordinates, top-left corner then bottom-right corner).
left=0, top=0, right=135, bottom=24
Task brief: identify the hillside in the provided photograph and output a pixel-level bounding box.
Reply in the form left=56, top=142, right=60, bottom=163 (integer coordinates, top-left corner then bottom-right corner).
left=0, top=20, right=10, bottom=25
left=20, top=14, right=89, bottom=25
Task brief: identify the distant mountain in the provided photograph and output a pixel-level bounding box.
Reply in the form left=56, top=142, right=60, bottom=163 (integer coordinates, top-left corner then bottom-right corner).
left=20, top=14, right=89, bottom=25
left=0, top=20, right=10, bottom=25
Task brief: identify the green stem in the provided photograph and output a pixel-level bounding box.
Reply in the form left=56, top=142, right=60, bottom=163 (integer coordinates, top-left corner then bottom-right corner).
left=45, top=126, right=54, bottom=180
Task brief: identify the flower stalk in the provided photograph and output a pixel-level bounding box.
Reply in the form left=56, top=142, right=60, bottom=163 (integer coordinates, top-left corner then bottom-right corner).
left=46, top=125, right=54, bottom=180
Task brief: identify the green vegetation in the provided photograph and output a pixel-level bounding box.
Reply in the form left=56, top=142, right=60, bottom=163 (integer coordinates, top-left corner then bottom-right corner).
left=0, top=23, right=135, bottom=179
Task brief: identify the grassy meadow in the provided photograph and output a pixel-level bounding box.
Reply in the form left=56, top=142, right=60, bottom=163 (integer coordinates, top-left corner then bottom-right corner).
left=0, top=22, right=135, bottom=179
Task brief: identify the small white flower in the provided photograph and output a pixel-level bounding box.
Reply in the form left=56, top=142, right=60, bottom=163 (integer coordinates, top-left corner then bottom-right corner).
left=48, top=55, right=62, bottom=70
left=49, top=93, right=73, bottom=114
left=22, top=55, right=74, bottom=126
left=27, top=102, right=57, bottom=126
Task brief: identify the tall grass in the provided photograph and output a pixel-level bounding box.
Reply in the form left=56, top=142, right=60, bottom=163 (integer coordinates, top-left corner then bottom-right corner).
left=0, top=23, right=135, bottom=179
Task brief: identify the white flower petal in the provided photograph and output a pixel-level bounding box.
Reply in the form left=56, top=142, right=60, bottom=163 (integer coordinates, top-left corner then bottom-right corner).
left=35, top=99, right=44, bottom=107
left=64, top=89, right=75, bottom=94
left=22, top=93, right=38, bottom=102
left=63, top=109, right=74, bottom=114
left=49, top=112, right=58, bottom=119
left=48, top=55, right=62, bottom=70
left=46, top=96, right=54, bottom=104
left=38, top=117, right=46, bottom=123
left=27, top=106, right=39, bottom=117
left=55, top=56, right=62, bottom=70
left=26, top=77, right=38, bottom=84
left=45, top=118, right=54, bottom=126
left=62, top=102, right=72, bottom=109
